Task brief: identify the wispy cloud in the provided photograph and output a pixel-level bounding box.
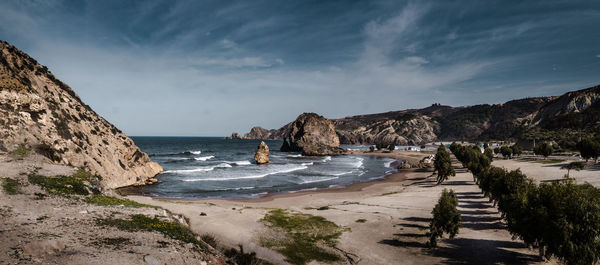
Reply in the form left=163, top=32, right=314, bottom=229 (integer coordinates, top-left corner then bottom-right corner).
left=0, top=0, right=598, bottom=135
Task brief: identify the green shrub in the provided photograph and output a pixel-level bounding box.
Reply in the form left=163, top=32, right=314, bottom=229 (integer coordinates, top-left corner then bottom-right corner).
left=96, top=214, right=205, bottom=249
left=1, top=178, right=20, bottom=194
left=9, top=145, right=29, bottom=160
left=260, top=209, right=343, bottom=265
left=28, top=169, right=100, bottom=196
left=86, top=195, right=160, bottom=209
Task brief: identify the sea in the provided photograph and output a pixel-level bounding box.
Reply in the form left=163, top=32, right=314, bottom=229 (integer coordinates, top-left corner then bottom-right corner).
left=130, top=137, right=400, bottom=199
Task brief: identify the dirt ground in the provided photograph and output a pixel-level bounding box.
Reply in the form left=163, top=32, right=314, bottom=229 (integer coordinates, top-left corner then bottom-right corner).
left=0, top=154, right=223, bottom=265
left=129, top=151, right=560, bottom=265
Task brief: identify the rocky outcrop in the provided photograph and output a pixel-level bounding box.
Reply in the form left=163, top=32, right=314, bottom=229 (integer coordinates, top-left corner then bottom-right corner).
left=244, top=127, right=271, bottom=139
left=244, top=124, right=292, bottom=140
left=282, top=113, right=344, bottom=156
left=247, top=84, right=600, bottom=145
left=254, top=141, right=269, bottom=164
left=231, top=133, right=242, bottom=139
left=0, top=41, right=162, bottom=189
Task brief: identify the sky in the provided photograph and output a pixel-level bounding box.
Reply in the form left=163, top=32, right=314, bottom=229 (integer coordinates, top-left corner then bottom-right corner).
left=1, top=0, right=599, bottom=136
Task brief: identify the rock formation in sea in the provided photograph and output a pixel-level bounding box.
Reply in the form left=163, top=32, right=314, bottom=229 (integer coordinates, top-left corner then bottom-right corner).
left=281, top=113, right=344, bottom=156
left=231, top=132, right=242, bottom=139
left=0, top=41, right=162, bottom=188
left=254, top=141, right=269, bottom=164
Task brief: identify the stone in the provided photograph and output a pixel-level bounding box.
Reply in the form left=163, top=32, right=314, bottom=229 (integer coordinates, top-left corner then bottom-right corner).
left=281, top=113, right=344, bottom=156
left=143, top=255, right=161, bottom=265
left=254, top=141, right=269, bottom=164
left=231, top=133, right=242, bottom=139
left=23, top=240, right=66, bottom=257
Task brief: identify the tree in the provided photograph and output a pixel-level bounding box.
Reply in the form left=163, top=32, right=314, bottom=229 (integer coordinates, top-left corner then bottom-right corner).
left=511, top=145, right=523, bottom=157
left=434, top=145, right=455, bottom=184
left=484, top=148, right=494, bottom=161
left=428, top=189, right=461, bottom=248
left=369, top=146, right=375, bottom=152
left=500, top=146, right=513, bottom=159
left=560, top=161, right=585, bottom=178
left=534, top=142, right=553, bottom=160
left=493, top=147, right=500, bottom=155
left=388, top=144, right=395, bottom=151
left=576, top=138, right=600, bottom=163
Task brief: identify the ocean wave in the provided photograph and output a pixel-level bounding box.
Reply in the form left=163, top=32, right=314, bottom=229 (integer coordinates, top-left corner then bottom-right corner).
left=332, top=171, right=354, bottom=176
left=165, top=163, right=231, bottom=174
left=322, top=156, right=332, bottom=162
left=287, top=154, right=302, bottom=158
left=383, top=160, right=395, bottom=168
left=299, top=176, right=338, bottom=184
left=194, top=155, right=215, bottom=161
left=182, top=165, right=308, bottom=182
left=301, top=162, right=314, bottom=166
left=149, top=150, right=201, bottom=157
left=351, top=157, right=364, bottom=168
left=222, top=160, right=252, bottom=166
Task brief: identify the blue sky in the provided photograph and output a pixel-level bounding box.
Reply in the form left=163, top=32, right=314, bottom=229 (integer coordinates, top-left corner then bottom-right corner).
left=1, top=0, right=599, bottom=136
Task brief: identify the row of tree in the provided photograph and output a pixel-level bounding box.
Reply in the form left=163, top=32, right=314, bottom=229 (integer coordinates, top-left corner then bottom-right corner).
left=449, top=143, right=600, bottom=265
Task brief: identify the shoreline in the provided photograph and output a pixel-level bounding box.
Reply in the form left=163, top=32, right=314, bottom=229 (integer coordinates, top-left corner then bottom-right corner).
left=120, top=150, right=430, bottom=203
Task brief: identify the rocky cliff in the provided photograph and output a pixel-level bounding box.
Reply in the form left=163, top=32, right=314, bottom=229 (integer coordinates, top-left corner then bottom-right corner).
left=246, top=85, right=600, bottom=145
left=281, top=113, right=344, bottom=156
left=0, top=41, right=162, bottom=189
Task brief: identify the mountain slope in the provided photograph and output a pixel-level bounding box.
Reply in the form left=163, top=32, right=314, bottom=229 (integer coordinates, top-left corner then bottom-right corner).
left=0, top=41, right=162, bottom=188
left=245, top=85, right=600, bottom=145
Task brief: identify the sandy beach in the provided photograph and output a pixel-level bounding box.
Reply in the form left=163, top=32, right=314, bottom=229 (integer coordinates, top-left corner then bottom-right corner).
left=128, top=151, right=561, bottom=265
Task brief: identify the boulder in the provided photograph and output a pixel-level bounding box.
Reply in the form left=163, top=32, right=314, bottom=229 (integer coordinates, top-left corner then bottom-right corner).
left=231, top=133, right=242, bottom=139
left=254, top=141, right=269, bottom=164
left=281, top=113, right=344, bottom=156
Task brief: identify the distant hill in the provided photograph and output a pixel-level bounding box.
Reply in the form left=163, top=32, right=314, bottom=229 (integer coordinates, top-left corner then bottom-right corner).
left=0, top=40, right=162, bottom=188
left=245, top=85, right=600, bottom=148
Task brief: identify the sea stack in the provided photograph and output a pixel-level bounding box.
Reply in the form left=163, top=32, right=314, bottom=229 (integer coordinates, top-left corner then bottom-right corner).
left=231, top=132, right=242, bottom=139
left=0, top=41, right=162, bottom=189
left=254, top=141, right=269, bottom=164
left=281, top=113, right=344, bottom=156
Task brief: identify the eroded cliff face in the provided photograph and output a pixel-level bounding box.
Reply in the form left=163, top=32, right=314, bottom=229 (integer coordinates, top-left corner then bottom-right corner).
left=282, top=113, right=343, bottom=156
left=0, top=41, right=162, bottom=189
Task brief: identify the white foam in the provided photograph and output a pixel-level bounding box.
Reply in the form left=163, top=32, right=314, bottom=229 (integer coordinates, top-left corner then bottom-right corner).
left=215, top=163, right=232, bottom=168
left=287, top=154, right=302, bottom=157
left=351, top=157, right=364, bottom=168
left=299, top=176, right=339, bottom=184
left=383, top=160, right=395, bottom=168
left=190, top=151, right=202, bottom=155
left=301, top=162, right=314, bottom=166
left=229, top=160, right=252, bottom=166
left=165, top=167, right=214, bottom=174
left=322, top=156, right=332, bottom=162
left=332, top=171, right=354, bottom=176
left=166, top=162, right=230, bottom=174
left=182, top=165, right=308, bottom=181
left=194, top=155, right=215, bottom=161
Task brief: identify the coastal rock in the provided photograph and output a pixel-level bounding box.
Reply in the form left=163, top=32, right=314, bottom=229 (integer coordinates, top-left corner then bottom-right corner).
left=282, top=113, right=344, bottom=156
left=244, top=124, right=292, bottom=140
left=254, top=141, right=269, bottom=164
left=231, top=133, right=242, bottom=139
left=0, top=41, right=162, bottom=189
